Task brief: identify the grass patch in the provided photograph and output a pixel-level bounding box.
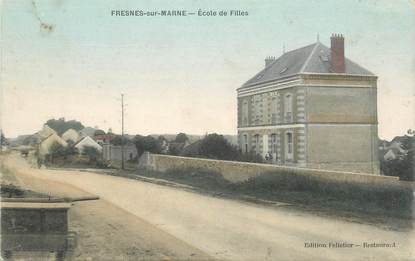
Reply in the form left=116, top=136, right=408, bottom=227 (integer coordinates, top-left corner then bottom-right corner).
left=235, top=171, right=413, bottom=219
left=135, top=167, right=231, bottom=191
left=134, top=167, right=413, bottom=220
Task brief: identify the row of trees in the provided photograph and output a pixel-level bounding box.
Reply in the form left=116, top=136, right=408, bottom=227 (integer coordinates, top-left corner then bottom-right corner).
left=132, top=132, right=262, bottom=163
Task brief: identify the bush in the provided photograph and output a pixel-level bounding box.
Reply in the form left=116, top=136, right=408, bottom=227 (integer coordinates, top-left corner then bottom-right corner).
left=82, top=146, right=101, bottom=162
left=198, top=134, right=239, bottom=160
left=45, top=142, right=78, bottom=164
left=0, top=183, right=24, bottom=197
left=175, top=133, right=189, bottom=143
left=134, top=135, right=161, bottom=156
left=46, top=142, right=66, bottom=163
left=380, top=133, right=414, bottom=181
left=236, top=151, right=264, bottom=163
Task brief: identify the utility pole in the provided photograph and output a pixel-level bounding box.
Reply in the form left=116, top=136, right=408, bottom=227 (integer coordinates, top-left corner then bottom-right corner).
left=121, top=94, right=125, bottom=170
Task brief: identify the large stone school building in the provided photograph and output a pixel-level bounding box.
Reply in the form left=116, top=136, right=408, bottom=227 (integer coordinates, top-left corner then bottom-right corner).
left=237, top=34, right=379, bottom=174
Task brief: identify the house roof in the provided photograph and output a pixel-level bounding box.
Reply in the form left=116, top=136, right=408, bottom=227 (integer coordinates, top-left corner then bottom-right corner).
left=74, top=136, right=102, bottom=149
left=40, top=133, right=68, bottom=146
left=36, top=125, right=56, bottom=140
left=241, top=42, right=375, bottom=88
left=62, top=129, right=80, bottom=141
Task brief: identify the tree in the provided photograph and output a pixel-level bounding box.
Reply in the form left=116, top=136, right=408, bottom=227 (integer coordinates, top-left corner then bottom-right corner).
left=0, top=130, right=7, bottom=146
left=175, top=133, right=189, bottom=143
left=82, top=146, right=101, bottom=163
left=134, top=135, right=161, bottom=156
left=47, top=142, right=66, bottom=163
left=94, top=129, right=106, bottom=136
left=176, top=133, right=263, bottom=163
left=199, top=133, right=239, bottom=160
left=110, top=135, right=124, bottom=146
left=168, top=143, right=184, bottom=156
left=381, top=132, right=414, bottom=181
left=46, top=118, right=84, bottom=135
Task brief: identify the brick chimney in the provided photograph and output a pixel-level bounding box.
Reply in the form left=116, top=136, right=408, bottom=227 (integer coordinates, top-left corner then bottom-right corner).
left=330, top=34, right=345, bottom=73
left=265, top=56, right=276, bottom=67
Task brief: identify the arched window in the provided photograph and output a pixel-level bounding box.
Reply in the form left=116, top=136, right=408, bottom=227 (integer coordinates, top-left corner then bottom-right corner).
left=284, top=93, right=293, bottom=122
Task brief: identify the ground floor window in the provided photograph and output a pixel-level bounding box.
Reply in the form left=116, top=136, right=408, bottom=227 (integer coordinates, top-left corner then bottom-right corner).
left=243, top=134, right=248, bottom=153
left=254, top=134, right=260, bottom=154
left=285, top=131, right=293, bottom=160
left=270, top=134, right=277, bottom=153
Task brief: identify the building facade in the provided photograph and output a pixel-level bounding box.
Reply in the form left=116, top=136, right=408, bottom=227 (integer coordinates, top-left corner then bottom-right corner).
left=237, top=35, right=379, bottom=174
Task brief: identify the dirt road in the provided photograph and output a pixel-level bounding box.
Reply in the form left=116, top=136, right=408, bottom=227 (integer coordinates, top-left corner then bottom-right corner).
left=1, top=155, right=212, bottom=261
left=2, top=154, right=414, bottom=261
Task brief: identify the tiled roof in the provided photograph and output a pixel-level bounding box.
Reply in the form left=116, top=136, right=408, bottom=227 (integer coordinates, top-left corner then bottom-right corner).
left=242, top=42, right=375, bottom=88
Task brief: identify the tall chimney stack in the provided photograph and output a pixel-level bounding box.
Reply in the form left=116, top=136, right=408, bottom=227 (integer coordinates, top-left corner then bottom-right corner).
left=330, top=34, right=345, bottom=73
left=265, top=56, right=276, bottom=67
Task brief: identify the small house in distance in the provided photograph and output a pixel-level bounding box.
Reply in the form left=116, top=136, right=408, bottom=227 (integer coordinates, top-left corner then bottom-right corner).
left=74, top=136, right=102, bottom=154
left=38, top=133, right=68, bottom=159
left=237, top=34, right=379, bottom=174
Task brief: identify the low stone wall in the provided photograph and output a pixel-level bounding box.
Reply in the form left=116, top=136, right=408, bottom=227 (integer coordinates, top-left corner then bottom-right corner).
left=139, top=153, right=404, bottom=187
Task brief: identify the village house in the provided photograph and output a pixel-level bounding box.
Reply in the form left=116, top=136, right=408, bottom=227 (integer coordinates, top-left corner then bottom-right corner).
left=94, top=132, right=116, bottom=145
left=379, top=136, right=409, bottom=161
left=38, top=133, right=68, bottom=158
left=237, top=34, right=379, bottom=174
left=74, top=136, right=102, bottom=154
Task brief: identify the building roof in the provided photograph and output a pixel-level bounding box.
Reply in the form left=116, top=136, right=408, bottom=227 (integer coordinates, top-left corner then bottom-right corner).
left=74, top=136, right=102, bottom=150
left=40, top=133, right=68, bottom=146
left=36, top=125, right=57, bottom=140
left=241, top=42, right=375, bottom=88
left=61, top=129, right=80, bottom=142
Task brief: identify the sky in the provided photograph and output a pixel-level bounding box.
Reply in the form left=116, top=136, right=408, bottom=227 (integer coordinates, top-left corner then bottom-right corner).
left=1, top=0, right=414, bottom=140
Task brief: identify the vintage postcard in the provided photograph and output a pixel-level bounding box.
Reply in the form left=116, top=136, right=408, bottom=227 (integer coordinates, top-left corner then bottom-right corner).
left=0, top=0, right=414, bottom=260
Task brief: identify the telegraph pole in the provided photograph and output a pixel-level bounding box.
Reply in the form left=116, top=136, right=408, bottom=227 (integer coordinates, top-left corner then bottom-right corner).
left=121, top=94, right=125, bottom=170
